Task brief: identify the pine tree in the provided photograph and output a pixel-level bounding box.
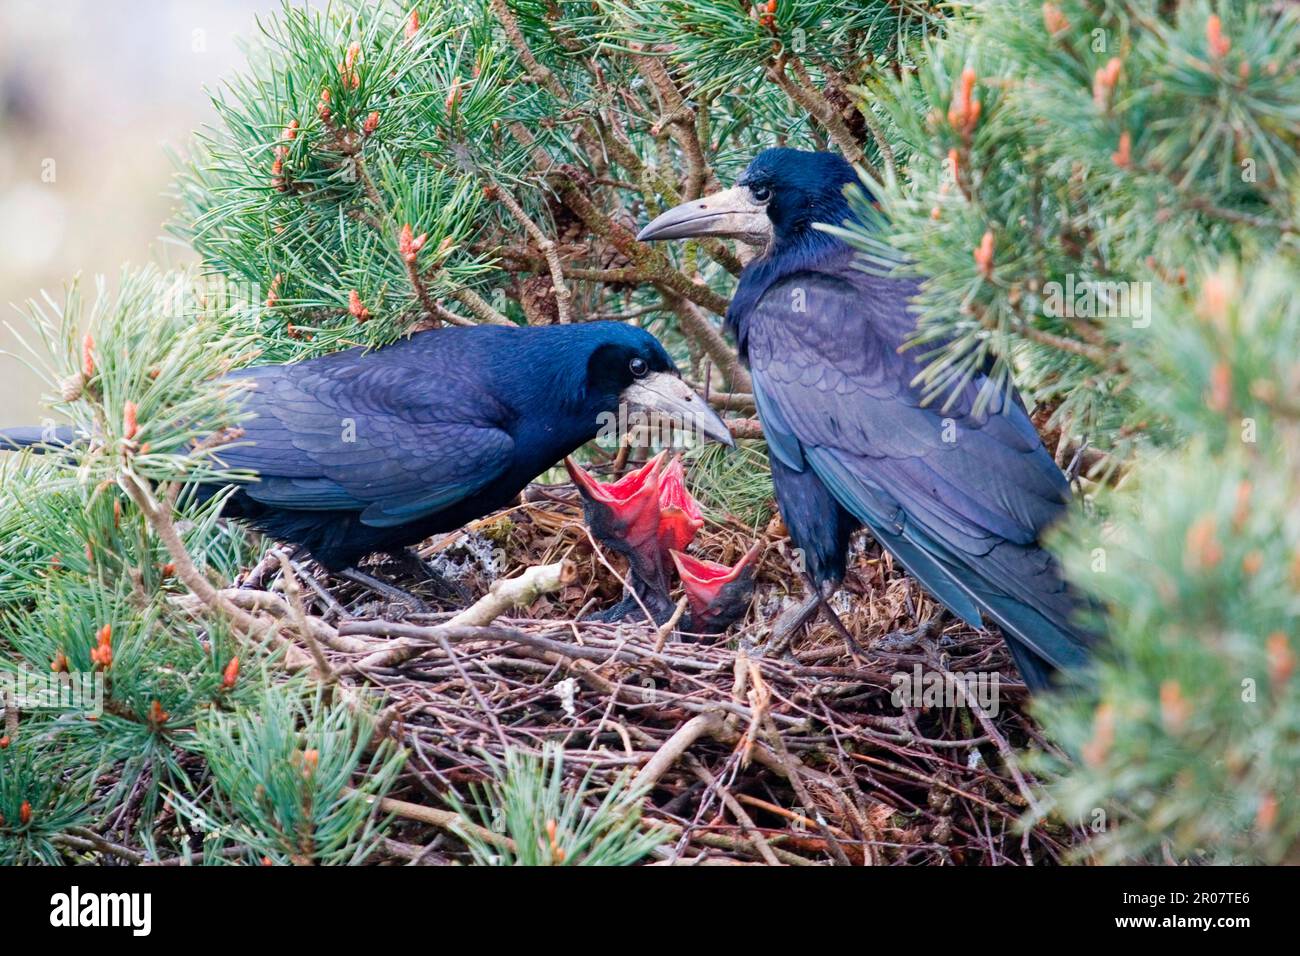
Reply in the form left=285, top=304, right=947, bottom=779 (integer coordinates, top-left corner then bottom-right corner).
left=1, top=0, right=1297, bottom=864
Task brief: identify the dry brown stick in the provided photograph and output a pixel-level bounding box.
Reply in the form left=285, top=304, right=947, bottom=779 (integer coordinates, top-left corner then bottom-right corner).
left=761, top=713, right=854, bottom=867
left=487, top=177, right=572, bottom=323
left=663, top=294, right=751, bottom=392
left=276, top=552, right=334, bottom=681
left=352, top=790, right=515, bottom=853
left=351, top=560, right=575, bottom=669
left=683, top=753, right=783, bottom=866
left=119, top=471, right=313, bottom=672
left=632, top=711, right=725, bottom=792
left=652, top=596, right=688, bottom=654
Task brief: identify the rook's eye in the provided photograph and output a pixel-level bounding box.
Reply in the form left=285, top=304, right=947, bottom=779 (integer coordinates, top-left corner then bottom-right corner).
left=629, top=357, right=649, bottom=378
left=750, top=185, right=772, bottom=204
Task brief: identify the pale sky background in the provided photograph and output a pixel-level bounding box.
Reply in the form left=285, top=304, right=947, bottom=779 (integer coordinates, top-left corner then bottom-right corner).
left=0, top=0, right=281, bottom=426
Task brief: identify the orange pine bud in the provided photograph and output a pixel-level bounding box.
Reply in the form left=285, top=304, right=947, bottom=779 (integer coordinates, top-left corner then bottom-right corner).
left=1206, top=14, right=1230, bottom=59
left=445, top=78, right=462, bottom=112
left=51, top=651, right=68, bottom=673
left=20, top=801, right=31, bottom=825
left=1092, top=57, right=1122, bottom=110
left=160, top=562, right=175, bottom=578
left=1267, top=632, right=1295, bottom=687
left=405, top=10, right=419, bottom=40
left=302, top=749, right=320, bottom=777
left=947, top=67, right=981, bottom=137
left=1160, top=680, right=1190, bottom=733
left=148, top=700, right=169, bottom=727
left=1184, top=514, right=1223, bottom=570
left=363, top=110, right=380, bottom=135
left=1256, top=792, right=1277, bottom=832
left=1111, top=130, right=1131, bottom=168
left=222, top=656, right=240, bottom=690
left=266, top=273, right=283, bottom=308
left=1082, top=702, right=1114, bottom=768
left=1207, top=362, right=1232, bottom=412
left=81, top=332, right=96, bottom=378
left=973, top=230, right=995, bottom=277
left=348, top=289, right=372, bottom=322
left=1042, top=2, right=1069, bottom=36
left=123, top=401, right=139, bottom=441
left=398, top=224, right=428, bottom=263
left=283, top=119, right=299, bottom=141
left=0, top=736, right=10, bottom=749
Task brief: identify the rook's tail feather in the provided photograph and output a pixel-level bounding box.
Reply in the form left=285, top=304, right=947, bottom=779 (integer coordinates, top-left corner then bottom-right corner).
left=0, top=425, right=79, bottom=452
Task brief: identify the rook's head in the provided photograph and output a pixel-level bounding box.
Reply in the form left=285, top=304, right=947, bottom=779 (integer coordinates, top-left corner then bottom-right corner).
left=670, top=544, right=761, bottom=635
left=636, top=148, right=860, bottom=252
left=579, top=323, right=733, bottom=447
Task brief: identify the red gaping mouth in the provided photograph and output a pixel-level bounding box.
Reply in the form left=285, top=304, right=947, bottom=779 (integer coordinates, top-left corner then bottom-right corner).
left=669, top=543, right=760, bottom=609
left=657, top=456, right=704, bottom=556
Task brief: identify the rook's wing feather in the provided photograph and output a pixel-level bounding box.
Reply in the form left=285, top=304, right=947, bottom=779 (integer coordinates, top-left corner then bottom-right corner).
left=215, top=356, right=514, bottom=527
left=746, top=269, right=1091, bottom=675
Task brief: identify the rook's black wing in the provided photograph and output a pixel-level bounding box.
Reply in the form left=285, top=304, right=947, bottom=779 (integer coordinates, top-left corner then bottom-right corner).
left=217, top=355, right=515, bottom=528
left=746, top=269, right=1092, bottom=679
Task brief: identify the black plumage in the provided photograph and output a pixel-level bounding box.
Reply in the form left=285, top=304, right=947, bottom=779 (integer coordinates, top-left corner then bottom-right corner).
left=639, top=148, right=1095, bottom=688
left=2, top=322, right=731, bottom=576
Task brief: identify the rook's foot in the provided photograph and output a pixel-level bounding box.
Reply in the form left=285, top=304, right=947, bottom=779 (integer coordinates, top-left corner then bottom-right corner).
left=874, top=612, right=947, bottom=652
left=761, top=592, right=821, bottom=658
left=385, top=549, right=472, bottom=605
left=337, top=566, right=431, bottom=614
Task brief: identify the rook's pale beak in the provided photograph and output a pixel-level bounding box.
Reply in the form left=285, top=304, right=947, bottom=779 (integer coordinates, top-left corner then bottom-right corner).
left=621, top=372, right=735, bottom=447
left=636, top=186, right=770, bottom=245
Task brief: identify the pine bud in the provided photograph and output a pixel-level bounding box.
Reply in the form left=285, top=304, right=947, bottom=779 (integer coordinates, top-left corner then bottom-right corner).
left=302, top=749, right=320, bottom=778
left=1092, top=57, right=1122, bottom=111
left=1206, top=362, right=1232, bottom=412
left=1042, top=2, right=1069, bottom=36
left=1267, top=632, right=1295, bottom=688
left=20, top=801, right=31, bottom=825
left=148, top=700, right=169, bottom=727
left=222, top=656, right=240, bottom=690
left=398, top=223, right=427, bottom=263
left=445, top=78, right=463, bottom=112
left=348, top=289, right=372, bottom=322
left=266, top=273, right=283, bottom=308
left=318, top=88, right=332, bottom=124
left=123, top=401, right=139, bottom=441
left=1159, top=680, right=1189, bottom=733
left=973, top=230, right=995, bottom=277
left=1184, top=514, right=1223, bottom=570
left=1256, top=792, right=1277, bottom=833
left=283, top=119, right=299, bottom=141
left=90, top=623, right=113, bottom=670
left=405, top=11, right=420, bottom=41
left=1082, top=702, right=1114, bottom=768
left=1206, top=14, right=1230, bottom=59
left=0, top=736, right=10, bottom=749
left=82, top=331, right=96, bottom=378
left=51, top=651, right=68, bottom=673
left=947, top=67, right=981, bottom=138
left=363, top=110, right=380, bottom=135
left=1111, top=130, right=1131, bottom=169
